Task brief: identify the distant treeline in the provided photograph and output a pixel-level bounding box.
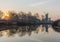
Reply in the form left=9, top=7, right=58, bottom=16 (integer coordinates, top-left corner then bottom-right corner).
left=0, top=11, right=41, bottom=25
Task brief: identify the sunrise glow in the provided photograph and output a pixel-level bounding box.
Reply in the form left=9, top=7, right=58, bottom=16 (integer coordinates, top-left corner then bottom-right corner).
left=1, top=11, right=11, bottom=20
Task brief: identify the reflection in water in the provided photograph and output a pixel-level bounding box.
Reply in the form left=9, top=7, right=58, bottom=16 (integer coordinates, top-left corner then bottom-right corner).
left=52, top=27, right=60, bottom=33
left=42, top=24, right=49, bottom=32
left=52, top=20, right=60, bottom=33
left=0, top=24, right=60, bottom=37
left=0, top=25, right=40, bottom=37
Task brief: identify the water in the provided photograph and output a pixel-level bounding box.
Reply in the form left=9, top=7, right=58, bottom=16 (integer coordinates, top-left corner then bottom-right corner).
left=0, top=25, right=60, bottom=42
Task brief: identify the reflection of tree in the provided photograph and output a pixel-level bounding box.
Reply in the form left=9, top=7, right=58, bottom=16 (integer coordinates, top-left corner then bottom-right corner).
left=0, top=31, right=3, bottom=37
left=18, top=25, right=39, bottom=37
left=0, top=25, right=39, bottom=37
left=52, top=27, right=60, bottom=33
left=0, top=24, right=55, bottom=37
left=7, top=29, right=17, bottom=37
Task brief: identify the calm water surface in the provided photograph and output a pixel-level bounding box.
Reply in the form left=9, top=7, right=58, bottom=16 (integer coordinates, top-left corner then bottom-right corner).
left=0, top=25, right=60, bottom=42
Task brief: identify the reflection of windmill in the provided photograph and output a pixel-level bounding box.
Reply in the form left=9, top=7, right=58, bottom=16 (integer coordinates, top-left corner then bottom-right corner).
left=45, top=24, right=49, bottom=32
left=41, top=24, right=49, bottom=32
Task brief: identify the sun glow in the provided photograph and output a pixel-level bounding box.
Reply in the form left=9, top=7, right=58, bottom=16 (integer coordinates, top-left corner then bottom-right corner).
left=1, top=11, right=11, bottom=20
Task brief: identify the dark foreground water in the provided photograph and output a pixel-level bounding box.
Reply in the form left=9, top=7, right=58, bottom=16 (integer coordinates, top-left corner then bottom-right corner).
left=0, top=25, right=60, bottom=42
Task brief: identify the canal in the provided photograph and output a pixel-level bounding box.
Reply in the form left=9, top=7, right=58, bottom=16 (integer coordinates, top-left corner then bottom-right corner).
left=0, top=25, right=60, bottom=42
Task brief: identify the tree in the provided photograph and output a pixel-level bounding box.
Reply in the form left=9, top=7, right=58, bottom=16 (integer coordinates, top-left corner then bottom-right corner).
left=0, top=11, right=3, bottom=19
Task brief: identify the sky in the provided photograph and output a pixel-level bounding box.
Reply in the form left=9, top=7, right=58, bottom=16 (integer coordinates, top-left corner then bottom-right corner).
left=0, top=0, right=60, bottom=20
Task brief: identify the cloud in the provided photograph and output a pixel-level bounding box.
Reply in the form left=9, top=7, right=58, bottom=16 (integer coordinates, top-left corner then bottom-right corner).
left=29, top=1, right=48, bottom=7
